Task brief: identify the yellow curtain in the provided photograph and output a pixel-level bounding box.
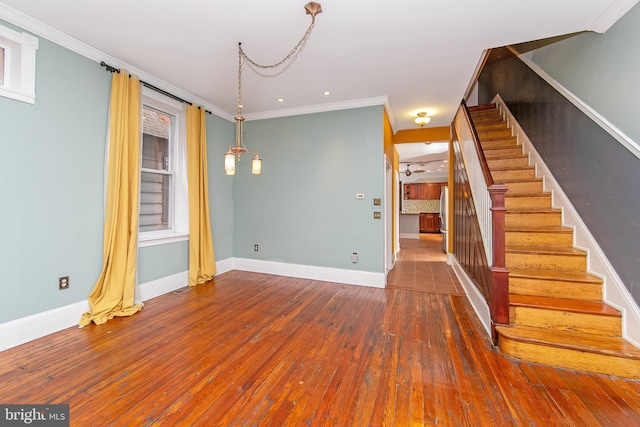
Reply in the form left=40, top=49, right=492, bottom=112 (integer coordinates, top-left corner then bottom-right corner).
left=186, top=105, right=216, bottom=286
left=79, top=71, right=143, bottom=327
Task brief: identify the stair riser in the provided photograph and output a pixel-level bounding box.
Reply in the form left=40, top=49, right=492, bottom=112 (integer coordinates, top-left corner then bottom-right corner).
left=492, top=169, right=536, bottom=181
left=504, top=181, right=543, bottom=195
left=498, top=338, right=640, bottom=379
left=470, top=109, right=500, bottom=118
left=488, top=157, right=529, bottom=169
left=476, top=123, right=509, bottom=132
left=506, top=252, right=586, bottom=271
left=505, top=196, right=552, bottom=209
left=484, top=147, right=524, bottom=158
left=478, top=129, right=513, bottom=139
left=481, top=139, right=518, bottom=149
left=510, top=306, right=621, bottom=337
left=505, top=212, right=561, bottom=227
left=506, top=231, right=573, bottom=247
left=510, top=277, right=602, bottom=301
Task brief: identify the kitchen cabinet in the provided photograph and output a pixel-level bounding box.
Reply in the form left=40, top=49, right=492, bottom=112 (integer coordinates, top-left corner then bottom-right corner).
left=404, top=183, right=443, bottom=200
left=419, top=213, right=441, bottom=233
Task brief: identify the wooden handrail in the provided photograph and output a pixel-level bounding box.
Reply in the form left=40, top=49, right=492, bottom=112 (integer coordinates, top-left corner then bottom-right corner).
left=461, top=99, right=494, bottom=188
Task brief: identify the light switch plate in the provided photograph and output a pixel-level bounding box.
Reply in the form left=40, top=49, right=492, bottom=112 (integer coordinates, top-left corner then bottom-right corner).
left=373, top=198, right=381, bottom=206
left=373, top=211, right=381, bottom=219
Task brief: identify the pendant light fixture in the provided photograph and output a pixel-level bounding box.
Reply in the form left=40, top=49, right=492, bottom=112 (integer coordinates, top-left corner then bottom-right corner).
left=225, top=2, right=323, bottom=176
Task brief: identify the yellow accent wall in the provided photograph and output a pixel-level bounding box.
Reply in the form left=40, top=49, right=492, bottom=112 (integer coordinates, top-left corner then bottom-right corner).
left=393, top=127, right=451, bottom=144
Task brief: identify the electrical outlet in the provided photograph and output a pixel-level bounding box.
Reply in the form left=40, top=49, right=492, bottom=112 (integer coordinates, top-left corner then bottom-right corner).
left=254, top=244, right=259, bottom=251
left=351, top=251, right=359, bottom=263
left=59, top=276, right=69, bottom=290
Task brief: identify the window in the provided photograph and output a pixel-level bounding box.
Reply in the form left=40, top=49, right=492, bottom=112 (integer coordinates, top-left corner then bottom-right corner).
left=0, top=24, right=38, bottom=104
left=138, top=89, right=189, bottom=246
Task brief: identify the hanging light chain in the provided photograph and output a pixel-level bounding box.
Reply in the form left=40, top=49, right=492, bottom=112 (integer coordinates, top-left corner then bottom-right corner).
left=239, top=14, right=317, bottom=77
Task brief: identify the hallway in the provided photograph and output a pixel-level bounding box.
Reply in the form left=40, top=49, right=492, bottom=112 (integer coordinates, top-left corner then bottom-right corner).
left=387, top=234, right=464, bottom=295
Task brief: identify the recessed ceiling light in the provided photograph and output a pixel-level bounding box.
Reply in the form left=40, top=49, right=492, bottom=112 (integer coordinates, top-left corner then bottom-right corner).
left=323, top=91, right=331, bottom=96
left=277, top=98, right=285, bottom=103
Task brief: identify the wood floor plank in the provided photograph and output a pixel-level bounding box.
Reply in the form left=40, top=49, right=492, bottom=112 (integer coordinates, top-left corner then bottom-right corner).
left=1, top=242, right=639, bottom=425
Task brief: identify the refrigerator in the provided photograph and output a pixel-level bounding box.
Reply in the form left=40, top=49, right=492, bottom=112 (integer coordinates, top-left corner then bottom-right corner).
left=439, top=186, right=448, bottom=253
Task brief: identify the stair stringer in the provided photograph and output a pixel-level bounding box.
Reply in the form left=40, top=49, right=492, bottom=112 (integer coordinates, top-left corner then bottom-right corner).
left=492, top=93, right=640, bottom=347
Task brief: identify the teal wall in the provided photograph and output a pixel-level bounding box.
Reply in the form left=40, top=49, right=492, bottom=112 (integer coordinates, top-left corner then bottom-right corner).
left=233, top=108, right=385, bottom=273
left=0, top=20, right=235, bottom=323
left=523, top=2, right=640, bottom=143
left=0, top=18, right=384, bottom=325
left=0, top=27, right=110, bottom=323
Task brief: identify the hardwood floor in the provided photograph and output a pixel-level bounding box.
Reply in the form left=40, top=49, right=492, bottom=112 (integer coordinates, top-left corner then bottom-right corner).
left=1, top=244, right=639, bottom=425
left=387, top=234, right=464, bottom=295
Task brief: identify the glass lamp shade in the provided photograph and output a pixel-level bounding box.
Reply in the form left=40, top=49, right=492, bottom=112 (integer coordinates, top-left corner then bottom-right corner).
left=225, top=150, right=236, bottom=175
left=414, top=116, right=431, bottom=126
left=251, top=153, right=262, bottom=175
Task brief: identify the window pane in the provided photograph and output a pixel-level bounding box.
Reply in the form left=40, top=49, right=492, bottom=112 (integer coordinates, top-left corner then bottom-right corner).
left=139, top=171, right=171, bottom=232
left=140, top=106, right=174, bottom=233
left=142, top=109, right=171, bottom=171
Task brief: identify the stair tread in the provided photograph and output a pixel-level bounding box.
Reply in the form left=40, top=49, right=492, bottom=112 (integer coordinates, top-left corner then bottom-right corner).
left=506, top=245, right=586, bottom=256
left=506, top=225, right=573, bottom=233
left=495, top=325, right=640, bottom=359
left=496, top=177, right=543, bottom=184
left=509, top=268, right=603, bottom=284
left=505, top=192, right=550, bottom=198
left=468, top=104, right=497, bottom=112
left=505, top=208, right=560, bottom=213
left=490, top=165, right=533, bottom=171
left=509, top=294, right=620, bottom=317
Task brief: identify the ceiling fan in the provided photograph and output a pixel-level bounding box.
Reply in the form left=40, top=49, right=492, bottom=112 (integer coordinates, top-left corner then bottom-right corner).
left=403, top=159, right=444, bottom=176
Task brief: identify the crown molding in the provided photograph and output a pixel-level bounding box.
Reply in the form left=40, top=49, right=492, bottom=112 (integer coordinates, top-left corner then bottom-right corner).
left=589, top=0, right=639, bottom=33
left=243, top=96, right=389, bottom=122
left=0, top=3, right=234, bottom=121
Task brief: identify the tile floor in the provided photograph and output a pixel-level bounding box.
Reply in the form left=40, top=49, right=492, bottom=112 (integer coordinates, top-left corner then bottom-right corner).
left=386, top=234, right=465, bottom=295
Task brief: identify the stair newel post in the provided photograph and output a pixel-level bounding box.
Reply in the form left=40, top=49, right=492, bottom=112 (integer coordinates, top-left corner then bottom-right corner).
left=489, top=183, right=509, bottom=344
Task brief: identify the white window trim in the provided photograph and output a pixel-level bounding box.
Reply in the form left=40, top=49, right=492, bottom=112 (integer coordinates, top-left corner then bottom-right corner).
left=138, top=88, right=189, bottom=247
left=0, top=24, right=38, bottom=104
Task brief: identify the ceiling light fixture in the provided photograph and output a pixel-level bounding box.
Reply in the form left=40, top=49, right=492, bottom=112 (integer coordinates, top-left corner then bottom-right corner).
left=414, top=112, right=431, bottom=127
left=225, top=2, right=323, bottom=176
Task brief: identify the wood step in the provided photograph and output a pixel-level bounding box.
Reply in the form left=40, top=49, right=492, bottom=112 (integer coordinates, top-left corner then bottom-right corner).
left=492, top=167, right=536, bottom=182
left=467, top=104, right=497, bottom=112
left=476, top=122, right=509, bottom=132
left=505, top=208, right=561, bottom=227
left=505, top=193, right=552, bottom=209
left=505, top=226, right=573, bottom=247
left=509, top=269, right=603, bottom=301
left=471, top=116, right=504, bottom=127
left=496, top=325, right=640, bottom=379
left=484, top=146, right=523, bottom=158
left=487, top=155, right=530, bottom=169
left=506, top=246, right=587, bottom=271
left=481, top=137, right=519, bottom=149
left=503, top=179, right=544, bottom=195
left=509, top=295, right=621, bottom=337
left=478, top=128, right=512, bottom=139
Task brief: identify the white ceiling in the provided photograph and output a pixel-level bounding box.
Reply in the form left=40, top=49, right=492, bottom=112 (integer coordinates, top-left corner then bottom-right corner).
left=0, top=0, right=633, bottom=133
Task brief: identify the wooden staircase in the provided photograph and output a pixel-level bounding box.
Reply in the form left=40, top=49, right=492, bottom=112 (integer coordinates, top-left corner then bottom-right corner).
left=468, top=104, right=640, bottom=379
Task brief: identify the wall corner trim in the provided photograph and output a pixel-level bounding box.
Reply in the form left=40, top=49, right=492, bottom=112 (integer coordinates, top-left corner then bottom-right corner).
left=589, top=0, right=640, bottom=33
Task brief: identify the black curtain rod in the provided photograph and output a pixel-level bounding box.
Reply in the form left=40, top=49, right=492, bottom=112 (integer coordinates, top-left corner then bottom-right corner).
left=100, top=61, right=211, bottom=114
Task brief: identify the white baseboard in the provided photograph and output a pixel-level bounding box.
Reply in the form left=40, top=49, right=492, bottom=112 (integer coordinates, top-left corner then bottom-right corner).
left=0, top=268, right=194, bottom=352
left=449, top=254, right=491, bottom=335
left=232, top=258, right=386, bottom=289
left=399, top=233, right=420, bottom=239
left=0, top=258, right=385, bottom=352
left=493, top=94, right=640, bottom=347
